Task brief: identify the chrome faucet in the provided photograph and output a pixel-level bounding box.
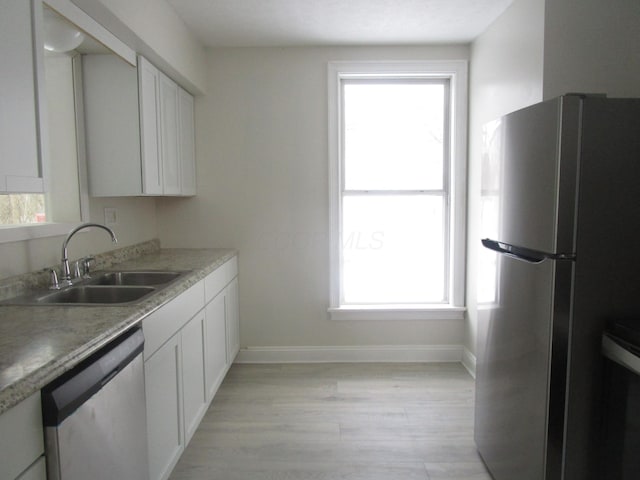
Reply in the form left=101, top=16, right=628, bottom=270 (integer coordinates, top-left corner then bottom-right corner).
left=60, top=223, right=117, bottom=286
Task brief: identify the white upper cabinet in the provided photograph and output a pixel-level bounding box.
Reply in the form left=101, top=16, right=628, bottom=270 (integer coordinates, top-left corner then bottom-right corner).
left=83, top=55, right=196, bottom=196
left=158, top=70, right=181, bottom=195
left=0, top=0, right=45, bottom=193
left=138, top=57, right=162, bottom=195
left=83, top=54, right=142, bottom=196
left=178, top=88, right=196, bottom=195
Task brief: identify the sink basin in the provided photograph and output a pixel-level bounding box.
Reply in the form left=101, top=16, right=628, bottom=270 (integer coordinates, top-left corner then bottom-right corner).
left=35, top=286, right=156, bottom=304
left=0, top=269, right=190, bottom=306
left=89, top=271, right=185, bottom=286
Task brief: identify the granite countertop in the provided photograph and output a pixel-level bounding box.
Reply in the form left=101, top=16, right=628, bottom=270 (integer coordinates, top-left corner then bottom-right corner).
left=0, top=246, right=237, bottom=415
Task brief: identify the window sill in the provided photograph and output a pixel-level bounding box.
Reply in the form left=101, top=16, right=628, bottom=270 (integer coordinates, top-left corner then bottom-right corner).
left=0, top=222, right=79, bottom=244
left=328, top=305, right=466, bottom=321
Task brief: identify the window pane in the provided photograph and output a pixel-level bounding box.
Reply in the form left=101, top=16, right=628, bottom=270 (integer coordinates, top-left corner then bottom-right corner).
left=342, top=195, right=446, bottom=304
left=0, top=194, right=46, bottom=225
left=343, top=82, right=445, bottom=191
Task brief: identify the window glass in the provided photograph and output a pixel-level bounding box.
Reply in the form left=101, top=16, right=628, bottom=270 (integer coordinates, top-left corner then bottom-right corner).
left=340, top=79, right=449, bottom=305
left=0, top=194, right=46, bottom=225
left=342, top=194, right=446, bottom=303
left=343, top=81, right=445, bottom=191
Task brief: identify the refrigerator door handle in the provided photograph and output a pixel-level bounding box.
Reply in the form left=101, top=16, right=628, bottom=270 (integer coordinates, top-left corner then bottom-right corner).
left=481, top=238, right=576, bottom=264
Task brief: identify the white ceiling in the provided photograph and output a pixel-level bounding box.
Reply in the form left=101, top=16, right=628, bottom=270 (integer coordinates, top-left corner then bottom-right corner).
left=166, top=0, right=515, bottom=47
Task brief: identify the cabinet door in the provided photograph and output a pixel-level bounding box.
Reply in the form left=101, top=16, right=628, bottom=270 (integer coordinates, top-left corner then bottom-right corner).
left=181, top=310, right=207, bottom=444
left=138, top=56, right=163, bottom=195
left=204, top=292, right=228, bottom=402
left=0, top=0, right=44, bottom=193
left=225, top=277, right=240, bottom=363
left=159, top=73, right=180, bottom=195
left=84, top=54, right=143, bottom=196
left=145, top=334, right=184, bottom=480
left=178, top=87, right=196, bottom=195
left=0, top=392, right=43, bottom=480
left=16, top=457, right=45, bottom=480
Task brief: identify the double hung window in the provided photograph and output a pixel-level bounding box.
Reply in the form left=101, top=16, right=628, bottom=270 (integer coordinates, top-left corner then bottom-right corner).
left=328, top=61, right=467, bottom=320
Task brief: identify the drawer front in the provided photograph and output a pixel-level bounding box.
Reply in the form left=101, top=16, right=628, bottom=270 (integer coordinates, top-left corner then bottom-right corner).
left=204, top=256, right=238, bottom=303
left=143, top=280, right=205, bottom=359
left=0, top=393, right=44, bottom=480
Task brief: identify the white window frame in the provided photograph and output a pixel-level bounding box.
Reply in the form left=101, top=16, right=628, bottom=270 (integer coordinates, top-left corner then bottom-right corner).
left=327, top=60, right=468, bottom=321
left=0, top=0, right=135, bottom=244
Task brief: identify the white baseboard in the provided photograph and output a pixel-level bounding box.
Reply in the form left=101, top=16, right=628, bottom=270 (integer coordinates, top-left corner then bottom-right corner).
left=235, top=344, right=464, bottom=364
left=462, top=347, right=476, bottom=378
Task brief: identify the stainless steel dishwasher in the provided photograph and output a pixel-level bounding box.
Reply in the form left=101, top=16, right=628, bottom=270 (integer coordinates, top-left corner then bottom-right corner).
left=42, top=327, right=149, bottom=480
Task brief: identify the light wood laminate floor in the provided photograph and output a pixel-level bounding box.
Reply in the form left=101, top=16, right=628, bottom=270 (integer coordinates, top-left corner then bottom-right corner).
left=169, top=363, right=492, bottom=480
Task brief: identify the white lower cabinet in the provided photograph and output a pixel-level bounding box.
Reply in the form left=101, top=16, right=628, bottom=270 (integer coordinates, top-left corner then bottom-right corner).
left=0, top=392, right=45, bottom=480
left=225, top=278, right=240, bottom=364
left=204, top=293, right=227, bottom=401
left=15, top=457, right=46, bottom=480
left=143, top=256, right=239, bottom=480
left=145, top=334, right=184, bottom=480
left=181, top=310, right=208, bottom=443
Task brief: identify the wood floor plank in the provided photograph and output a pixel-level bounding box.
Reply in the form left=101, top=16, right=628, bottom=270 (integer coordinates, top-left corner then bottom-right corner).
left=169, top=363, right=491, bottom=480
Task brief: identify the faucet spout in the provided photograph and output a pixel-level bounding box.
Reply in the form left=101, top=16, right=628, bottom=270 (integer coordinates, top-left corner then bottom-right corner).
left=61, top=223, right=118, bottom=284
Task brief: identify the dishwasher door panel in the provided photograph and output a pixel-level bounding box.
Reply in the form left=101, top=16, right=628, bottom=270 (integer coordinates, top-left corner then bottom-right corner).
left=45, top=353, right=148, bottom=480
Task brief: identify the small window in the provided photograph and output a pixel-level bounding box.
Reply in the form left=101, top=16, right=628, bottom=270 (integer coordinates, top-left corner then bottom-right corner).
left=0, top=194, right=46, bottom=225
left=328, top=61, right=467, bottom=320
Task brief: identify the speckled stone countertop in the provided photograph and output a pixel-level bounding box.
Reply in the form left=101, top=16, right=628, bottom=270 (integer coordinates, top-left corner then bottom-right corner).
left=0, top=244, right=237, bottom=415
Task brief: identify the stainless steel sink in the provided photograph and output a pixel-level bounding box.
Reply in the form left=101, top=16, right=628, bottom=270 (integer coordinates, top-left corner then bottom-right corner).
left=88, top=271, right=185, bottom=286
left=35, top=286, right=156, bottom=304
left=0, top=269, right=190, bottom=305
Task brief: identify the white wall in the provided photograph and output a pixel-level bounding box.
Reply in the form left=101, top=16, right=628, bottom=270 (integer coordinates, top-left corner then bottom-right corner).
left=543, top=0, right=640, bottom=99
left=72, top=0, right=207, bottom=93
left=157, top=45, right=470, bottom=358
left=466, top=0, right=545, bottom=359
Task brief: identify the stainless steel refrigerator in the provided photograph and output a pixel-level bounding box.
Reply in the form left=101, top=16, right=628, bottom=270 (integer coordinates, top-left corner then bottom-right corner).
left=475, top=94, right=640, bottom=480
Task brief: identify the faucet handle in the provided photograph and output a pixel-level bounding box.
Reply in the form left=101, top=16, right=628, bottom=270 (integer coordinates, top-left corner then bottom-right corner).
left=73, top=261, right=82, bottom=280
left=49, top=269, right=61, bottom=290
left=81, top=256, right=95, bottom=278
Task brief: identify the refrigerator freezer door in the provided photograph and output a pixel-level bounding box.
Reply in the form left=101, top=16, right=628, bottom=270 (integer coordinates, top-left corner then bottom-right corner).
left=493, top=96, right=581, bottom=255
left=475, top=254, right=555, bottom=480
